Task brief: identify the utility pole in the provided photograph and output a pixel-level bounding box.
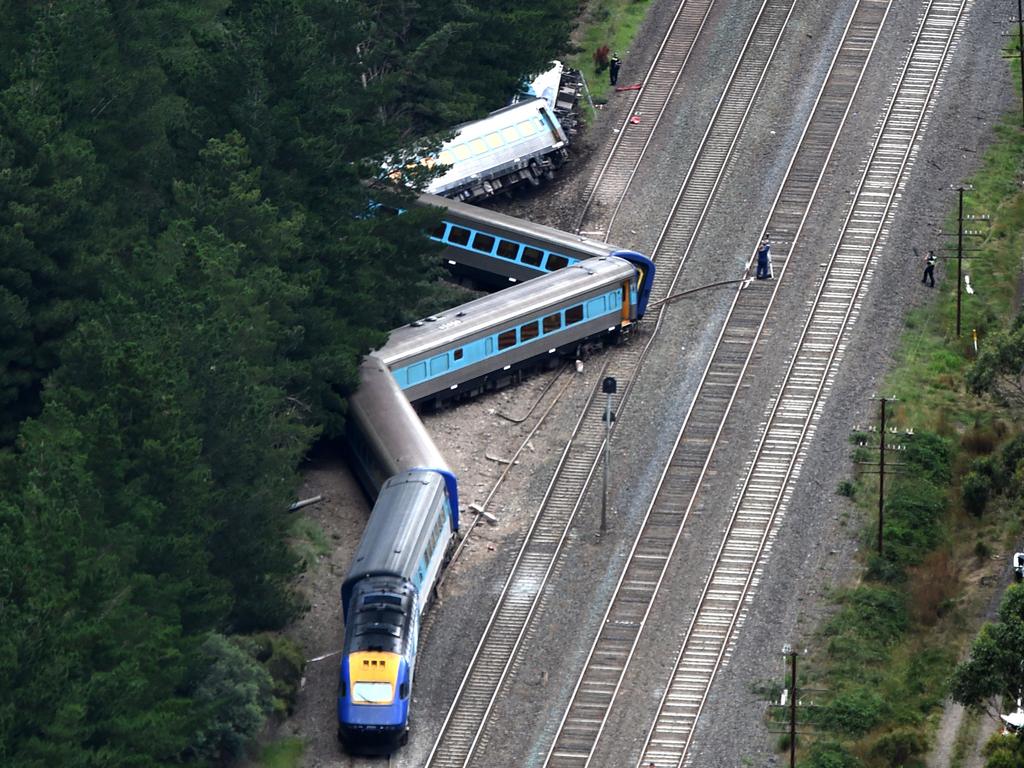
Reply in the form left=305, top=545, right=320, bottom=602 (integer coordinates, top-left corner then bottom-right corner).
left=601, top=376, right=617, bottom=533
left=878, top=397, right=887, bottom=555
left=1006, top=1, right=1024, bottom=126
left=939, top=185, right=988, bottom=338
left=853, top=397, right=915, bottom=555
left=956, top=186, right=964, bottom=337
left=789, top=649, right=797, bottom=768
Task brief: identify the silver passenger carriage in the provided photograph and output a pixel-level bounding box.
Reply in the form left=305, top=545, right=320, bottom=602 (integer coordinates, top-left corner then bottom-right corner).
left=373, top=255, right=643, bottom=405
left=425, top=98, right=569, bottom=202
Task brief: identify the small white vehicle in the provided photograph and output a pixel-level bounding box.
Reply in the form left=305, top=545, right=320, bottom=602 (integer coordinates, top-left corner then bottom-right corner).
left=1013, top=552, right=1024, bottom=582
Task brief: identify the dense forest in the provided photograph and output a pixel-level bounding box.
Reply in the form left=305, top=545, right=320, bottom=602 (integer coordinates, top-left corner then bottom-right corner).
left=0, top=1, right=575, bottom=764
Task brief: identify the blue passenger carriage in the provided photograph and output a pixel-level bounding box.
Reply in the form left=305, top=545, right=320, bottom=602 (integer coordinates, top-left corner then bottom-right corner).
left=420, top=192, right=617, bottom=287
left=374, top=253, right=655, bottom=405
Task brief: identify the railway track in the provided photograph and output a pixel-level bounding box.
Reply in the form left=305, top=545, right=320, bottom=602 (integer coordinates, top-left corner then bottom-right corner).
left=419, top=0, right=968, bottom=764
left=636, top=3, right=969, bottom=764
left=421, top=1, right=807, bottom=765
left=574, top=0, right=716, bottom=236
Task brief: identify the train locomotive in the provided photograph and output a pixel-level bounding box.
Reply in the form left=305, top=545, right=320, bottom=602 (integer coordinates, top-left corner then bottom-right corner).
left=338, top=358, right=458, bottom=754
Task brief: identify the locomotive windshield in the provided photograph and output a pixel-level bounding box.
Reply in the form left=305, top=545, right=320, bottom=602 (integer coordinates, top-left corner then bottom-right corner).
left=352, top=681, right=394, bottom=705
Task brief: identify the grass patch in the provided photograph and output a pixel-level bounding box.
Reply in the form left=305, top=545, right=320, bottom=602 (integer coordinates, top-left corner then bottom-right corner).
left=565, top=0, right=654, bottom=107
left=787, top=67, right=1024, bottom=768
left=257, top=737, right=304, bottom=768
left=290, top=515, right=331, bottom=571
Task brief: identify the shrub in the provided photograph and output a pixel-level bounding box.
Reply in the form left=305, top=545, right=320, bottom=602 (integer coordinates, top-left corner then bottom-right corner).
left=820, top=687, right=887, bottom=735
left=593, top=45, right=610, bottom=72
left=802, top=739, right=860, bottom=768
left=870, top=727, right=927, bottom=763
left=236, top=633, right=306, bottom=716
left=902, top=431, right=953, bottom=485
left=189, top=633, right=275, bottom=762
left=962, top=471, right=992, bottom=516
left=837, top=479, right=856, bottom=498
left=962, top=423, right=999, bottom=455
left=883, top=480, right=947, bottom=565
left=975, top=540, right=991, bottom=559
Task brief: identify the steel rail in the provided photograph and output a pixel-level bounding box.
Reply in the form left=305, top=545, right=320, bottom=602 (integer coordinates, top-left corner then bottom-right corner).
left=423, top=1, right=808, bottom=765
left=544, top=2, right=893, bottom=765
left=636, top=2, right=968, bottom=765
left=573, top=0, right=717, bottom=236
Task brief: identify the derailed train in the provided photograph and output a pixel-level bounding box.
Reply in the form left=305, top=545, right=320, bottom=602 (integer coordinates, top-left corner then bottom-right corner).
left=422, top=191, right=619, bottom=287
left=338, top=247, right=655, bottom=753
left=418, top=97, right=570, bottom=203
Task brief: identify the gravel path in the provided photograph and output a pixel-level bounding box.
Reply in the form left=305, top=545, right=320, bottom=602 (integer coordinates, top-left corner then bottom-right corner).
left=282, top=1, right=1017, bottom=766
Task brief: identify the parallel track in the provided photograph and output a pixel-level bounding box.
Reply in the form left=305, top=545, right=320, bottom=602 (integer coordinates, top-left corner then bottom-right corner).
left=423, top=1, right=805, bottom=765
left=546, top=1, right=895, bottom=765
left=635, top=1, right=968, bottom=765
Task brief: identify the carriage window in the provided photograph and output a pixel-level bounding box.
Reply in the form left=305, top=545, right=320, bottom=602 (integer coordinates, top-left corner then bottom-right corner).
left=439, top=150, right=455, bottom=165
left=486, top=132, right=504, bottom=149
left=502, top=126, right=520, bottom=143
left=454, top=348, right=464, bottom=361
left=520, top=321, right=539, bottom=343
left=430, top=222, right=447, bottom=239
left=566, top=305, right=584, bottom=325
left=453, top=144, right=471, bottom=161
left=472, top=233, right=495, bottom=253
left=448, top=226, right=471, bottom=246
left=407, top=361, right=428, bottom=384
left=546, top=254, right=569, bottom=271
left=587, top=297, right=606, bottom=316
left=470, top=138, right=488, bottom=155
left=429, top=355, right=449, bottom=376
left=498, top=329, right=517, bottom=350
left=517, top=120, right=536, bottom=136
left=542, top=313, right=562, bottom=334
left=496, top=239, right=519, bottom=260
left=521, top=247, right=544, bottom=267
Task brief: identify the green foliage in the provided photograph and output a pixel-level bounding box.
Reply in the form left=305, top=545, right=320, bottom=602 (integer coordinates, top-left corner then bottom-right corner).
left=968, top=321, right=1024, bottom=409
left=189, top=634, right=274, bottom=762
left=984, top=734, right=1024, bottom=768
left=259, top=737, right=305, bottom=768
left=823, top=586, right=908, bottom=678
left=902, top=431, right=953, bottom=485
left=0, top=2, right=580, bottom=765
left=800, top=739, right=860, bottom=768
left=881, top=479, right=947, bottom=566
left=962, top=471, right=992, bottom=517
left=234, top=634, right=306, bottom=717
left=820, top=688, right=888, bottom=735
left=951, top=585, right=1024, bottom=710
left=869, top=727, right=927, bottom=764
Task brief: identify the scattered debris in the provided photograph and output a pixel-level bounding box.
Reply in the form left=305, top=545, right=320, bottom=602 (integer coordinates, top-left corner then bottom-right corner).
left=288, top=494, right=324, bottom=512
left=468, top=503, right=498, bottom=525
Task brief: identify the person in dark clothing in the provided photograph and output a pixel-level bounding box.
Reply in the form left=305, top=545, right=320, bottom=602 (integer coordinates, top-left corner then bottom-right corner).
left=756, top=235, right=772, bottom=279
left=609, top=53, right=621, bottom=86
left=921, top=249, right=936, bottom=287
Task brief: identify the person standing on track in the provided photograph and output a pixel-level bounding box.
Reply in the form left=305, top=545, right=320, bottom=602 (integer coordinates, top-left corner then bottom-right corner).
left=756, top=235, right=772, bottom=280
left=609, top=53, right=621, bottom=86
